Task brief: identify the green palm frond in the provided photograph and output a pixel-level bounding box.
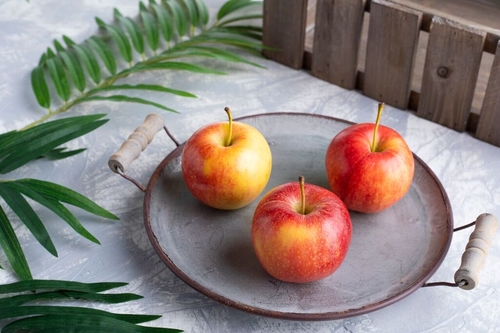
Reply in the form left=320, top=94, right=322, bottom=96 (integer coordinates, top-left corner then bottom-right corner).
left=1, top=0, right=263, bottom=281
left=0, top=114, right=108, bottom=174
left=30, top=0, right=264, bottom=121
left=216, top=0, right=261, bottom=21
left=0, top=1, right=264, bottom=328
left=0, top=115, right=118, bottom=280
left=0, top=280, right=183, bottom=332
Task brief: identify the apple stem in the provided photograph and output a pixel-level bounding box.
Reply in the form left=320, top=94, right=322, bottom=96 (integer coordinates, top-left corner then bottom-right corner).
left=371, top=102, right=385, bottom=152
left=224, top=107, right=233, bottom=147
left=299, top=176, right=306, bottom=215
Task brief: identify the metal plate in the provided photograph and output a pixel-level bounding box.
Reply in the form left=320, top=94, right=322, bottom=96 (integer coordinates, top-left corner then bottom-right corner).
left=144, top=113, right=453, bottom=320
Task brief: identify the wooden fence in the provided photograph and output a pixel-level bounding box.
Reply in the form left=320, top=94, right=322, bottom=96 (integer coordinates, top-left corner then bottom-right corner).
left=262, top=0, right=500, bottom=147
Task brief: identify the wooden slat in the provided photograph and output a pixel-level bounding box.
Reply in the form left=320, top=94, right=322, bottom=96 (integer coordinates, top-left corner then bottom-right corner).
left=476, top=41, right=500, bottom=146
left=417, top=17, right=486, bottom=132
left=304, top=1, right=499, bottom=105
left=393, top=0, right=500, bottom=54
left=310, top=0, right=366, bottom=90
left=262, top=0, right=309, bottom=69
left=363, top=0, right=422, bottom=109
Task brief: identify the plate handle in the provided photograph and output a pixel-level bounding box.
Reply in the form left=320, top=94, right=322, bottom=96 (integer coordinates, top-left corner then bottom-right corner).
left=108, top=113, right=165, bottom=174
left=454, top=213, right=498, bottom=290
left=108, top=113, right=181, bottom=192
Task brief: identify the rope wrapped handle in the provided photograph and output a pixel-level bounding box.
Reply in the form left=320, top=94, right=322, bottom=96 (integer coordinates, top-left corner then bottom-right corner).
left=108, top=114, right=165, bottom=174
left=454, top=213, right=498, bottom=290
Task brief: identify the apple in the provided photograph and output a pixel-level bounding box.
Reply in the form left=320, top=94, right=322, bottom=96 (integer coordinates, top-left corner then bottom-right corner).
left=325, top=103, right=415, bottom=213
left=181, top=107, right=272, bottom=210
left=251, top=176, right=352, bottom=283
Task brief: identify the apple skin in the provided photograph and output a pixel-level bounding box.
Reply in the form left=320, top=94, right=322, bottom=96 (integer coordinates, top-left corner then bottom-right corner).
left=251, top=181, right=352, bottom=283
left=325, top=123, right=415, bottom=213
left=181, top=121, right=272, bottom=210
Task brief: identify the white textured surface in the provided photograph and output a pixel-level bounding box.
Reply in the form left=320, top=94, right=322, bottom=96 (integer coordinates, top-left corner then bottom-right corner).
left=1, top=0, right=500, bottom=332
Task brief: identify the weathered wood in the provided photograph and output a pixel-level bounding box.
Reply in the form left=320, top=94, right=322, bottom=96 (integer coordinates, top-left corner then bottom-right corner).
left=394, top=0, right=500, bottom=54
left=262, top=0, right=308, bottom=69
left=302, top=0, right=498, bottom=144
left=363, top=0, right=422, bottom=109
left=476, top=41, right=500, bottom=147
left=310, top=0, right=365, bottom=90
left=417, top=17, right=485, bottom=132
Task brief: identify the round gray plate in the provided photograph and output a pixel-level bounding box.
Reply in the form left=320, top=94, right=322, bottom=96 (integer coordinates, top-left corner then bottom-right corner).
left=144, top=113, right=453, bottom=320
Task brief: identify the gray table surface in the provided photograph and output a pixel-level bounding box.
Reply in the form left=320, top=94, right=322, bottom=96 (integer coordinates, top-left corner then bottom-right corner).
left=1, top=0, right=499, bottom=332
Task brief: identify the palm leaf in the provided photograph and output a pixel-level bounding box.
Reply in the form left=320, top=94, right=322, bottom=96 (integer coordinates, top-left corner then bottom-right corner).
left=57, top=49, right=87, bottom=92
left=0, top=176, right=117, bottom=279
left=38, top=52, right=47, bottom=65
left=2, top=314, right=182, bottom=333
left=64, top=36, right=102, bottom=84
left=0, top=131, right=17, bottom=153
left=0, top=114, right=105, bottom=160
left=31, top=66, right=51, bottom=109
left=0, top=290, right=142, bottom=308
left=88, top=83, right=197, bottom=98
left=163, top=0, right=188, bottom=37
left=178, top=0, right=199, bottom=32
left=182, top=45, right=264, bottom=67
left=217, top=13, right=263, bottom=26
left=212, top=26, right=262, bottom=40
left=0, top=206, right=32, bottom=280
left=140, top=2, right=160, bottom=52
left=76, top=95, right=179, bottom=113
left=183, top=34, right=266, bottom=54
left=53, top=39, right=66, bottom=53
left=114, top=8, right=146, bottom=56
left=46, top=55, right=72, bottom=102
left=193, top=0, right=209, bottom=26
left=155, top=45, right=264, bottom=67
left=0, top=114, right=108, bottom=174
left=0, top=177, right=119, bottom=277
left=12, top=0, right=265, bottom=282
left=10, top=178, right=118, bottom=221
left=0, top=183, right=57, bottom=257
left=132, top=60, right=226, bottom=74
left=0, top=305, right=159, bottom=324
left=96, top=17, right=133, bottom=64
left=46, top=47, right=57, bottom=59
left=0, top=280, right=127, bottom=294
left=39, top=147, right=87, bottom=160
left=149, top=1, right=174, bottom=44
left=0, top=280, right=183, bottom=332
left=30, top=0, right=263, bottom=115
left=86, top=36, right=117, bottom=75
left=24, top=193, right=101, bottom=244
left=217, top=0, right=260, bottom=21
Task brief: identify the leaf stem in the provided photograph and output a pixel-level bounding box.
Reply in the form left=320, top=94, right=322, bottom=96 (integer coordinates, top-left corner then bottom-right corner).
left=224, top=107, right=233, bottom=146
left=299, top=176, right=306, bottom=215
left=210, top=20, right=220, bottom=30
left=371, top=102, right=384, bottom=153
left=19, top=107, right=64, bottom=131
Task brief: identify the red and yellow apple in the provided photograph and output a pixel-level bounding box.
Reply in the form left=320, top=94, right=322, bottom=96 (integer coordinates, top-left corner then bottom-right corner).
left=325, top=103, right=414, bottom=213
left=251, top=176, right=352, bottom=283
left=181, top=107, right=272, bottom=210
